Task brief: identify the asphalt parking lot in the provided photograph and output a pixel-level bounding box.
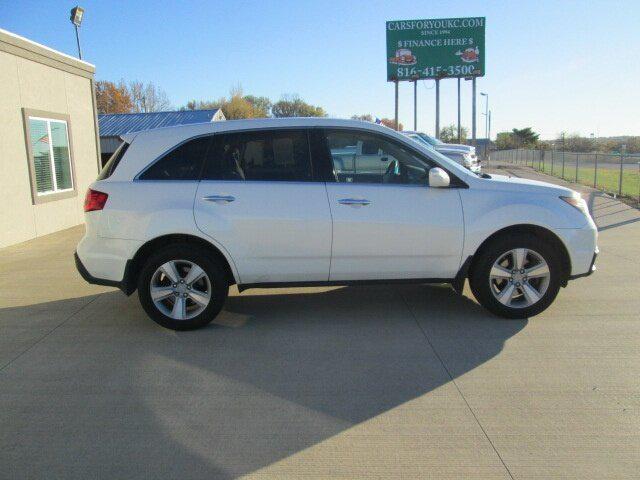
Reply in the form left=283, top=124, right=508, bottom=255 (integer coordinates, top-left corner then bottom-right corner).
left=1, top=166, right=639, bottom=479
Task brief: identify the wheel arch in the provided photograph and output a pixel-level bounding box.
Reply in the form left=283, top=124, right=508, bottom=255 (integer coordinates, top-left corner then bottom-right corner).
left=467, top=224, right=572, bottom=286
left=125, top=233, right=238, bottom=295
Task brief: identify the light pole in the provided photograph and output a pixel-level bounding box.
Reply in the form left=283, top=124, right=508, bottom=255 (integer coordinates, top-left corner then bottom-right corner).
left=70, top=6, right=85, bottom=60
left=480, top=92, right=489, bottom=140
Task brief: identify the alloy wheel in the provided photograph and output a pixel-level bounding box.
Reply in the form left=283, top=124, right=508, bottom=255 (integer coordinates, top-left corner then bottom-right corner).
left=488, top=248, right=551, bottom=309
left=150, top=259, right=211, bottom=320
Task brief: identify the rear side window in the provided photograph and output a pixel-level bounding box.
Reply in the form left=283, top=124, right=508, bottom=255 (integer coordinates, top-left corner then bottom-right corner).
left=97, top=142, right=129, bottom=180
left=203, top=129, right=313, bottom=182
left=139, top=136, right=212, bottom=180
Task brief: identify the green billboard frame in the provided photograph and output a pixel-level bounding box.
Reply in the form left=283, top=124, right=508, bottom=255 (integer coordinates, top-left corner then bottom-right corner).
left=386, top=17, right=485, bottom=81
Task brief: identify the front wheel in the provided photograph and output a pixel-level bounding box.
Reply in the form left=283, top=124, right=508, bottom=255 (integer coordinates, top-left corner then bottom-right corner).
left=137, top=245, right=228, bottom=330
left=469, top=234, right=562, bottom=319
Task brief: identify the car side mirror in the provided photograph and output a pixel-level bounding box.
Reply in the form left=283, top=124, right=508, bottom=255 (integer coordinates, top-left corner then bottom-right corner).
left=429, top=167, right=450, bottom=188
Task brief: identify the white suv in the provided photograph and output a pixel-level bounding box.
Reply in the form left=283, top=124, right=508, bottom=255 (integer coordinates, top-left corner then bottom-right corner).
left=76, top=118, right=597, bottom=330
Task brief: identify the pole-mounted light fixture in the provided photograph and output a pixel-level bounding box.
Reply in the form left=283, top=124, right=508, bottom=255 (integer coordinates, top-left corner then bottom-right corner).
left=69, top=6, right=84, bottom=59
left=70, top=6, right=84, bottom=26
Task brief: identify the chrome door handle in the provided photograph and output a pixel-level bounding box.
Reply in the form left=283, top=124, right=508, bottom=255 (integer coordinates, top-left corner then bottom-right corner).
left=338, top=198, right=371, bottom=206
left=203, top=194, right=235, bottom=203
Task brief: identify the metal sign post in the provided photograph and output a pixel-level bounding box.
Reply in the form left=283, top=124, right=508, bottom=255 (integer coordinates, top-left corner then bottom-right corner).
left=435, top=78, right=440, bottom=138
left=413, top=79, right=418, bottom=131
left=394, top=80, right=399, bottom=131
left=472, top=77, right=477, bottom=146
left=457, top=78, right=461, bottom=143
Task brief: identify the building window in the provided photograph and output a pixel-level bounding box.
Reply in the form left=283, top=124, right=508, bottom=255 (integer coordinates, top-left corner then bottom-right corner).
left=23, top=109, right=76, bottom=204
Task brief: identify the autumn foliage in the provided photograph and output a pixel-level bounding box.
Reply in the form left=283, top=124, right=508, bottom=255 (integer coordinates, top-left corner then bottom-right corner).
left=95, top=81, right=133, bottom=114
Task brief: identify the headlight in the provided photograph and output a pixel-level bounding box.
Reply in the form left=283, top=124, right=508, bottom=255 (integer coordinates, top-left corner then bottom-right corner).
left=560, top=194, right=590, bottom=216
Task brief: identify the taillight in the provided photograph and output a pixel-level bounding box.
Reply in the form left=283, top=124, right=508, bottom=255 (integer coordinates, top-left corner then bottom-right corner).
left=84, top=189, right=108, bottom=212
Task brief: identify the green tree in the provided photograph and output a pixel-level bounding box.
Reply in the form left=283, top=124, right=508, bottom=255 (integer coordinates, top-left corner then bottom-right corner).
left=271, top=95, right=326, bottom=117
left=243, top=95, right=272, bottom=117
left=511, top=127, right=539, bottom=147
left=495, top=132, right=518, bottom=150
left=560, top=133, right=596, bottom=152
left=183, top=86, right=262, bottom=119
left=183, top=99, right=224, bottom=111
left=439, top=124, right=469, bottom=143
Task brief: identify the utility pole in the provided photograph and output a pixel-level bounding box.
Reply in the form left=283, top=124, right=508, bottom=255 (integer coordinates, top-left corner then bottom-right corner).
left=480, top=92, right=489, bottom=139
left=457, top=77, right=461, bottom=143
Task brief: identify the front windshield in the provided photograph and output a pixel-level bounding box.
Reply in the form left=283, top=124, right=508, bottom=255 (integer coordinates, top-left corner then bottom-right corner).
left=417, top=133, right=443, bottom=146
left=407, top=134, right=433, bottom=149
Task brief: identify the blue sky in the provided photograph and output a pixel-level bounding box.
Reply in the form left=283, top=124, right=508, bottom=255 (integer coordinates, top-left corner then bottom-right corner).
left=2, top=0, right=639, bottom=139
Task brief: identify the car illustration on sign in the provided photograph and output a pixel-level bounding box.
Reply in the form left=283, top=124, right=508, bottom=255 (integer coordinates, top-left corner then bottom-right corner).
left=389, top=48, right=417, bottom=65
left=456, top=46, right=480, bottom=63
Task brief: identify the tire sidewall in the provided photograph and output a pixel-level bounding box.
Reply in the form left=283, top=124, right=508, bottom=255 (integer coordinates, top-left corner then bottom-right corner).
left=137, top=245, right=228, bottom=330
left=470, top=234, right=562, bottom=319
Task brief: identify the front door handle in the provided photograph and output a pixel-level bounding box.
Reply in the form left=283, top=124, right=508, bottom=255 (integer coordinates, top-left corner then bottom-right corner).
left=338, top=198, right=371, bottom=206
left=203, top=194, right=235, bottom=203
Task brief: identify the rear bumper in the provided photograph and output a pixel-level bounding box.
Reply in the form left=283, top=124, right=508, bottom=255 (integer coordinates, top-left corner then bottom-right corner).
left=74, top=252, right=134, bottom=294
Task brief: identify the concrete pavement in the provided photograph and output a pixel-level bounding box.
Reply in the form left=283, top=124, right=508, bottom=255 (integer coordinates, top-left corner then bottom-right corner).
left=1, top=167, right=639, bottom=479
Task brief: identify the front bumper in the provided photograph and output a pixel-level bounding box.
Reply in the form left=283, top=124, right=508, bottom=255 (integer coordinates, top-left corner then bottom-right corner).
left=569, top=247, right=598, bottom=280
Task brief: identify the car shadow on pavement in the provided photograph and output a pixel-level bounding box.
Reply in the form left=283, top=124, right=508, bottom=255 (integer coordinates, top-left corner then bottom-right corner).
left=0, top=284, right=527, bottom=479
left=586, top=191, right=640, bottom=231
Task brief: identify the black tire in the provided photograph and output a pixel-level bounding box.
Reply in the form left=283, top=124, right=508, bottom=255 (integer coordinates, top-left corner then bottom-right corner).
left=137, top=244, right=228, bottom=330
left=469, top=233, right=562, bottom=319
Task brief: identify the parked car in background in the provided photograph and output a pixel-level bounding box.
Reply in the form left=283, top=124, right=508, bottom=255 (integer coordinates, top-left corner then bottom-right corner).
left=436, top=147, right=481, bottom=174
left=76, top=118, right=597, bottom=330
left=403, top=131, right=480, bottom=172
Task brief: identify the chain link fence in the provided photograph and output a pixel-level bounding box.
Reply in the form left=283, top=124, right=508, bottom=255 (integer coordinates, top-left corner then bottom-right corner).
left=491, top=149, right=640, bottom=204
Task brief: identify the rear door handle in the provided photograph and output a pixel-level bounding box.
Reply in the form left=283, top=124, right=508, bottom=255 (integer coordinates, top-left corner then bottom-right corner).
left=203, top=194, right=235, bottom=203
left=338, top=198, right=371, bottom=206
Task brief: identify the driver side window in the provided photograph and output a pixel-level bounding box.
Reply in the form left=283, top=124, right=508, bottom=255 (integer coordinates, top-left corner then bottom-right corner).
left=324, top=130, right=432, bottom=185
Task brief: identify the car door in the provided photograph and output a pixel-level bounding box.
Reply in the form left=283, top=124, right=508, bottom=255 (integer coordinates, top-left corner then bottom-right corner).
left=321, top=129, right=464, bottom=281
left=194, top=129, right=332, bottom=284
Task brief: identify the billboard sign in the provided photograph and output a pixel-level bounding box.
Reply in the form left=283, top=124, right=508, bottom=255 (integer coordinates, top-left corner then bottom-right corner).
left=386, top=17, right=485, bottom=81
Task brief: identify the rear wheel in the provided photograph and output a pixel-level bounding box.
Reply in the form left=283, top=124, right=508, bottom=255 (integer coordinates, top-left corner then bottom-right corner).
left=137, top=245, right=228, bottom=330
left=469, top=234, right=562, bottom=319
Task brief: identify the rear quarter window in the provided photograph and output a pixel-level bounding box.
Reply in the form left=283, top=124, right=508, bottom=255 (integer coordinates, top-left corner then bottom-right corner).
left=97, top=142, right=129, bottom=180
left=139, top=136, right=212, bottom=180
